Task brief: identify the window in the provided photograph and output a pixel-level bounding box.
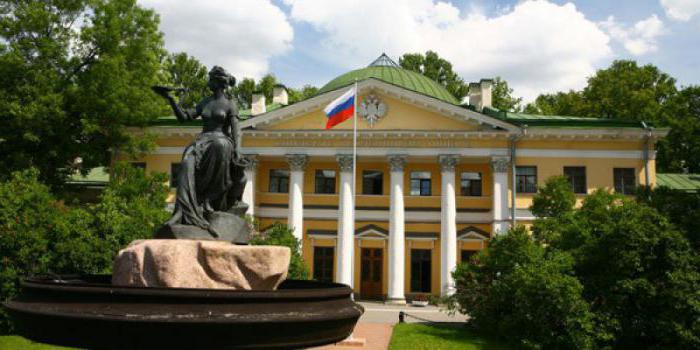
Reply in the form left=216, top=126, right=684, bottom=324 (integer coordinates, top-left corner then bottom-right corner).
left=410, top=171, right=432, bottom=196
left=315, top=170, right=336, bottom=194
left=268, top=169, right=290, bottom=193
left=410, top=249, right=432, bottom=293
left=313, top=247, right=334, bottom=283
left=614, top=168, right=636, bottom=195
left=362, top=170, right=383, bottom=195
left=516, top=166, right=538, bottom=193
left=461, top=250, right=477, bottom=262
left=170, top=163, right=182, bottom=188
left=460, top=172, right=482, bottom=196
left=130, top=162, right=146, bottom=171
left=564, top=166, right=587, bottom=194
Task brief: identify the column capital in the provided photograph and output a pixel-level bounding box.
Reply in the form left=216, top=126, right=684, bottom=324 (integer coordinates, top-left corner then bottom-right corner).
left=388, top=155, right=407, bottom=172
left=286, top=154, right=308, bottom=171
left=336, top=154, right=354, bottom=172
left=490, top=156, right=510, bottom=173
left=438, top=154, right=459, bottom=172
left=242, top=154, right=258, bottom=171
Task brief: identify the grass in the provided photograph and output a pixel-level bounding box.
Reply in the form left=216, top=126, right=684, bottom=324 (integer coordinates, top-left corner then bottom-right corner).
left=0, top=336, right=77, bottom=349
left=389, top=323, right=512, bottom=350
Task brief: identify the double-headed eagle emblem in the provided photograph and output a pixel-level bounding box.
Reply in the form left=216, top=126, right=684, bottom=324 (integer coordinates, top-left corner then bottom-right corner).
left=358, top=94, right=387, bottom=127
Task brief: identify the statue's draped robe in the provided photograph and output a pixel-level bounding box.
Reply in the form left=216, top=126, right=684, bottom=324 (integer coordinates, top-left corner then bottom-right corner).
left=166, top=131, right=245, bottom=231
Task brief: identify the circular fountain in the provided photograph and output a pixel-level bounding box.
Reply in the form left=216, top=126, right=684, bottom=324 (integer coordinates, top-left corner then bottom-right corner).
left=5, top=274, right=363, bottom=349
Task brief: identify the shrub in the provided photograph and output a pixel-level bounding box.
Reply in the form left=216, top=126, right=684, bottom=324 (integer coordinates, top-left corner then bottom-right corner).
left=555, top=190, right=700, bottom=349
left=0, top=164, right=170, bottom=333
left=449, top=226, right=596, bottom=349
left=250, top=223, right=309, bottom=280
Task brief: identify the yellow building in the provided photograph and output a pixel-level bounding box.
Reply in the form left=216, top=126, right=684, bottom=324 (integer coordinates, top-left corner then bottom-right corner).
left=128, top=54, right=666, bottom=302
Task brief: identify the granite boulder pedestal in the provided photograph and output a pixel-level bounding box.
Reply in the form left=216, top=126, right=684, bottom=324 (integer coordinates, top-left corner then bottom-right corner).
left=112, top=239, right=291, bottom=290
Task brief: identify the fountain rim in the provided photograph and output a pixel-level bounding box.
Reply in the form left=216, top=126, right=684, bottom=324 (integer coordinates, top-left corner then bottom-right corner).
left=19, top=274, right=354, bottom=300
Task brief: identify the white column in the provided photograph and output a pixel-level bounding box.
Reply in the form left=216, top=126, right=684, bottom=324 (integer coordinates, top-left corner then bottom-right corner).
left=439, top=155, right=458, bottom=296
left=387, top=155, right=407, bottom=304
left=491, top=156, right=510, bottom=234
left=242, top=155, right=258, bottom=216
left=286, top=154, right=308, bottom=243
left=336, top=155, right=355, bottom=287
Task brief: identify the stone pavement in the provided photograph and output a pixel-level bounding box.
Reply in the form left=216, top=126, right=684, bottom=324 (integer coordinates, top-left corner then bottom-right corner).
left=309, top=301, right=467, bottom=350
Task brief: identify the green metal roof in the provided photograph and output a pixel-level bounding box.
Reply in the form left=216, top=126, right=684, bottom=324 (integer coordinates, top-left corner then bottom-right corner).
left=656, top=173, right=700, bottom=192
left=317, top=54, right=459, bottom=105
left=68, top=167, right=110, bottom=185
left=481, top=107, right=647, bottom=129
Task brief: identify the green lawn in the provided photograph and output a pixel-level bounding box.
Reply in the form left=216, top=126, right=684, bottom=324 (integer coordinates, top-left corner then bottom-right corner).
left=0, top=336, right=77, bottom=349
left=389, top=323, right=511, bottom=350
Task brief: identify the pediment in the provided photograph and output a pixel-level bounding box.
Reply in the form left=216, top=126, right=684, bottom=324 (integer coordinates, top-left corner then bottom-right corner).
left=241, top=79, right=517, bottom=133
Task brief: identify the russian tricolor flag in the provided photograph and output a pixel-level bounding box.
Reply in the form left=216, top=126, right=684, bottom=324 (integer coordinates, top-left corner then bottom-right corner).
left=324, top=86, right=356, bottom=129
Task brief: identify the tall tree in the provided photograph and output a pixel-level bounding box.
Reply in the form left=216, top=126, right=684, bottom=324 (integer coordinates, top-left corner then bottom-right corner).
left=491, top=77, right=522, bottom=111
left=582, top=60, right=677, bottom=122
left=399, top=50, right=469, bottom=100
left=163, top=52, right=208, bottom=109
left=0, top=0, right=166, bottom=188
left=656, top=86, right=700, bottom=173
left=524, top=90, right=589, bottom=116
left=288, top=85, right=318, bottom=104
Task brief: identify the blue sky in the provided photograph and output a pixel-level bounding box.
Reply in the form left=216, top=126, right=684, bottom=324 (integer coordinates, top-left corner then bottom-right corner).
left=142, top=0, right=700, bottom=101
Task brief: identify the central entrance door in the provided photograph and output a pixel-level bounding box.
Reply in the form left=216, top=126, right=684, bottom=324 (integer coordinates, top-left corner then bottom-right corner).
left=360, top=248, right=383, bottom=299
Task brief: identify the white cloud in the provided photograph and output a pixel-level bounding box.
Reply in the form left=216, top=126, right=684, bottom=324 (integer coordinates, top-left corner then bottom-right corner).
left=660, top=0, right=700, bottom=21
left=139, top=0, right=293, bottom=79
left=600, top=14, right=666, bottom=56
left=283, top=0, right=612, bottom=101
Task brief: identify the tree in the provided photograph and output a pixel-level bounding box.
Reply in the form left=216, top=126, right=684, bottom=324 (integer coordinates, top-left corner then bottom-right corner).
left=449, top=226, right=596, bottom=349
left=524, top=90, right=588, bottom=116
left=0, top=164, right=170, bottom=333
left=656, top=86, right=700, bottom=173
left=163, top=52, right=208, bottom=109
left=637, top=185, right=700, bottom=249
left=491, top=77, right=522, bottom=112
left=288, top=85, right=319, bottom=104
left=399, top=50, right=469, bottom=100
left=250, top=223, right=309, bottom=280
left=530, top=176, right=577, bottom=244
left=0, top=0, right=167, bottom=189
left=545, top=190, right=700, bottom=349
left=582, top=60, right=677, bottom=123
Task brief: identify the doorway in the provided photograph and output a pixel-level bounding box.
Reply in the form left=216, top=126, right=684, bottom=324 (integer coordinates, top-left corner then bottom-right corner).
left=360, top=248, right=383, bottom=299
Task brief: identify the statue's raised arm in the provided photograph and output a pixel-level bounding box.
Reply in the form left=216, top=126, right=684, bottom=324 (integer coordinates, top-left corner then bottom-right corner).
left=152, top=86, right=198, bottom=122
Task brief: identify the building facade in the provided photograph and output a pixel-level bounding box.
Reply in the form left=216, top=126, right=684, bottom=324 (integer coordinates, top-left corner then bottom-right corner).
left=128, top=55, right=666, bottom=302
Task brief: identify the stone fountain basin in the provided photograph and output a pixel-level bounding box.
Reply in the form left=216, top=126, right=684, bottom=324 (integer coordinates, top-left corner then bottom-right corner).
left=4, top=274, right=364, bottom=350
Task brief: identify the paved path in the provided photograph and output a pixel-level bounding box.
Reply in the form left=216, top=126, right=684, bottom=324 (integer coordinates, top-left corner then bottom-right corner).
left=357, top=301, right=467, bottom=324
left=309, top=301, right=468, bottom=349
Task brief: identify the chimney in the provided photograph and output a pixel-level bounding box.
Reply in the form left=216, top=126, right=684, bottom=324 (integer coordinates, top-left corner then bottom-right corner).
left=272, top=84, right=288, bottom=105
left=251, top=92, right=266, bottom=115
left=468, top=79, right=493, bottom=111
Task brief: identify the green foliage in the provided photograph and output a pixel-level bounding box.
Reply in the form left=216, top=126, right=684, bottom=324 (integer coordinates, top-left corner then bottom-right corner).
left=449, top=226, right=595, bottom=349
left=656, top=85, right=700, bottom=173
left=491, top=77, right=522, bottom=112
left=531, top=175, right=576, bottom=218
left=637, top=185, right=700, bottom=249
left=544, top=190, right=700, bottom=349
left=582, top=60, right=677, bottom=123
left=250, top=223, right=309, bottom=280
left=288, top=85, right=319, bottom=104
left=164, top=52, right=209, bottom=109
left=0, top=164, right=169, bottom=334
left=399, top=50, right=469, bottom=100
left=523, top=90, right=588, bottom=116
left=0, top=0, right=167, bottom=188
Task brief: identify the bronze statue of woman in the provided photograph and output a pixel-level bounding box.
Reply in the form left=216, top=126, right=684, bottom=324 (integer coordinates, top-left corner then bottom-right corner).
left=152, top=66, right=249, bottom=241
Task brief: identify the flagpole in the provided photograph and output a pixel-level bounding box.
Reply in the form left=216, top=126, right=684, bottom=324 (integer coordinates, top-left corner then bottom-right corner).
left=351, top=79, right=357, bottom=290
